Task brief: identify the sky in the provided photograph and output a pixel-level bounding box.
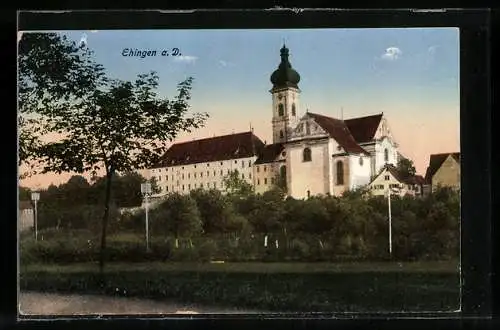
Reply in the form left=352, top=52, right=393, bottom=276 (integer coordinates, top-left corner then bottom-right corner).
left=19, top=28, right=460, bottom=189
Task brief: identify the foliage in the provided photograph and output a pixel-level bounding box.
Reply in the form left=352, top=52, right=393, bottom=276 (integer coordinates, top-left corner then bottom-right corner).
left=222, top=169, right=254, bottom=197
left=397, top=157, right=417, bottom=179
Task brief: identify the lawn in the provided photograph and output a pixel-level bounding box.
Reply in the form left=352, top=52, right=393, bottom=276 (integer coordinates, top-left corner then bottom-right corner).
left=19, top=261, right=460, bottom=313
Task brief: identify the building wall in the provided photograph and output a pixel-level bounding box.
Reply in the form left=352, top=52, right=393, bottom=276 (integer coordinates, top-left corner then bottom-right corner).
left=19, top=209, right=34, bottom=232
left=374, top=137, right=398, bottom=174
left=432, top=155, right=460, bottom=191
left=253, top=162, right=282, bottom=194
left=271, top=87, right=301, bottom=144
left=332, top=155, right=349, bottom=197
left=150, top=156, right=256, bottom=195
left=369, top=168, right=412, bottom=197
left=348, top=154, right=372, bottom=190
left=287, top=138, right=330, bottom=199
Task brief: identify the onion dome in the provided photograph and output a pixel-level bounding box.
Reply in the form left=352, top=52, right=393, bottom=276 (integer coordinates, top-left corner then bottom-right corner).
left=270, top=44, right=300, bottom=90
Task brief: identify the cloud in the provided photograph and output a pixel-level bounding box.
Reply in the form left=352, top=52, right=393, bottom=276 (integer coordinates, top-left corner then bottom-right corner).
left=381, top=47, right=402, bottom=60
left=427, top=45, right=438, bottom=55
left=173, top=55, right=198, bottom=64
left=218, top=60, right=235, bottom=67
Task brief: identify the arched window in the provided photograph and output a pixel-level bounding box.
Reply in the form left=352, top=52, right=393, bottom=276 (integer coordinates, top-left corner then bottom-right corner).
left=384, top=148, right=389, bottom=162
left=278, top=103, right=284, bottom=116
left=303, top=147, right=312, bottom=162
left=291, top=103, right=296, bottom=116
left=280, top=165, right=287, bottom=189
left=359, top=156, right=364, bottom=166
left=279, top=130, right=284, bottom=139
left=336, top=160, right=344, bottom=185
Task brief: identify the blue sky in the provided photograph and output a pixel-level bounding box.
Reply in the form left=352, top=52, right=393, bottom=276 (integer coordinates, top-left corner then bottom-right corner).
left=21, top=28, right=459, bottom=188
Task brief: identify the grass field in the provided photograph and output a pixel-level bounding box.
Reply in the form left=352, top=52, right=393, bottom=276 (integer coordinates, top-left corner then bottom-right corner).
left=19, top=261, right=460, bottom=313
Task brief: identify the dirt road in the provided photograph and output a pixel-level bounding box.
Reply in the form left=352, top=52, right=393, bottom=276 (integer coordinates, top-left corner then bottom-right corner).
left=18, top=292, right=262, bottom=315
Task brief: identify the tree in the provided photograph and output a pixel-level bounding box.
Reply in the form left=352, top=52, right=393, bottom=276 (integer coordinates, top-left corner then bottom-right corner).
left=396, top=157, right=416, bottom=179
left=222, top=170, right=254, bottom=197
left=190, top=188, right=239, bottom=234
left=19, top=32, right=209, bottom=273
left=151, top=193, right=203, bottom=248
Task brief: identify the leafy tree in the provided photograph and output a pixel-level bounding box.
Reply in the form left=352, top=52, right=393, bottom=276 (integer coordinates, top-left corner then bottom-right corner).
left=222, top=169, right=254, bottom=197
left=151, top=193, right=203, bottom=248
left=190, top=188, right=239, bottom=234
left=248, top=189, right=285, bottom=234
left=19, top=186, right=32, bottom=201
left=19, top=32, right=209, bottom=272
left=396, top=157, right=416, bottom=179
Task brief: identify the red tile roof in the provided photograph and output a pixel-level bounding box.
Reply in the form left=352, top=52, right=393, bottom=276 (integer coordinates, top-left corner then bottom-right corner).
left=255, top=143, right=285, bottom=165
left=307, top=112, right=370, bottom=156
left=344, top=113, right=383, bottom=144
left=424, top=152, right=460, bottom=183
left=154, top=131, right=265, bottom=168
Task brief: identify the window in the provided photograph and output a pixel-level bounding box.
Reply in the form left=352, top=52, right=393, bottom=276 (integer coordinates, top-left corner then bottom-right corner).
left=385, top=175, right=390, bottom=181
left=213, top=170, right=216, bottom=176
left=264, top=166, right=267, bottom=172
left=207, top=171, right=209, bottom=176
left=182, top=166, right=184, bottom=170
left=249, top=173, right=252, bottom=179
left=248, top=160, right=252, bottom=167
left=194, top=173, right=197, bottom=178
left=271, top=177, right=275, bottom=184
left=257, top=179, right=260, bottom=185
left=307, top=190, right=311, bottom=198
left=264, top=178, right=267, bottom=184
left=188, top=184, right=191, bottom=189
left=257, top=166, right=260, bottom=173
left=279, top=130, right=284, bottom=139
left=241, top=160, right=245, bottom=168
left=194, top=183, right=197, bottom=188
left=303, top=147, right=312, bottom=162
left=182, top=174, right=184, bottom=179
left=201, top=172, right=203, bottom=178
left=214, top=182, right=216, bottom=188
left=220, top=170, right=223, bottom=175
left=291, top=103, right=296, bottom=116
left=234, top=160, right=237, bottom=164
left=182, top=185, right=185, bottom=191
left=194, top=165, right=197, bottom=168
left=207, top=163, right=210, bottom=167
left=384, top=148, right=389, bottom=162
left=201, top=183, right=204, bottom=188
left=281, top=151, right=286, bottom=157
left=359, top=157, right=364, bottom=166
left=278, top=103, right=284, bottom=116
left=336, top=161, right=344, bottom=185
left=220, top=162, right=223, bottom=165
left=188, top=173, right=190, bottom=179
left=166, top=168, right=168, bottom=172
left=166, top=186, right=169, bottom=192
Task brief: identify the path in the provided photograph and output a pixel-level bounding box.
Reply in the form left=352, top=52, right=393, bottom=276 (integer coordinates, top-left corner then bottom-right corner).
left=19, top=292, right=262, bottom=315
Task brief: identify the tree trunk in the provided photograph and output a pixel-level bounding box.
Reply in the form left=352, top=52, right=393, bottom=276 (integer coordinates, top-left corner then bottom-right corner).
left=99, top=168, right=114, bottom=275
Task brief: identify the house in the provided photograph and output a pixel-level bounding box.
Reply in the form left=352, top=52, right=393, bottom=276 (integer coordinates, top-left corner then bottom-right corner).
left=424, top=152, right=460, bottom=191
left=148, top=45, right=402, bottom=199
left=369, top=164, right=426, bottom=197
left=19, top=200, right=34, bottom=232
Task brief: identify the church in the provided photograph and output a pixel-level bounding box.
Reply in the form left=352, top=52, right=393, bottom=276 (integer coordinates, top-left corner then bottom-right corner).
left=148, top=45, right=401, bottom=199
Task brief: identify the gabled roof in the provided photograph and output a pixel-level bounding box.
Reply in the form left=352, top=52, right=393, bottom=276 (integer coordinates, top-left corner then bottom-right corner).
left=255, top=143, right=285, bottom=165
left=344, top=113, right=383, bottom=144
left=307, top=112, right=370, bottom=156
left=424, top=152, right=460, bottom=183
left=154, top=131, right=265, bottom=168
left=373, top=164, right=425, bottom=185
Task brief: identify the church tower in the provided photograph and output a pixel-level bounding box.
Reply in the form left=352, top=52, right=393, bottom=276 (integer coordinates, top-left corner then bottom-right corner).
left=270, top=44, right=301, bottom=144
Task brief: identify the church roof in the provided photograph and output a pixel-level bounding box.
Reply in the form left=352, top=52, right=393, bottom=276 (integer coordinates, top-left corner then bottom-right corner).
left=424, top=152, right=460, bottom=183
left=344, top=113, right=383, bottom=144
left=254, top=143, right=285, bottom=165
left=153, top=131, right=265, bottom=168
left=307, top=112, right=370, bottom=156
